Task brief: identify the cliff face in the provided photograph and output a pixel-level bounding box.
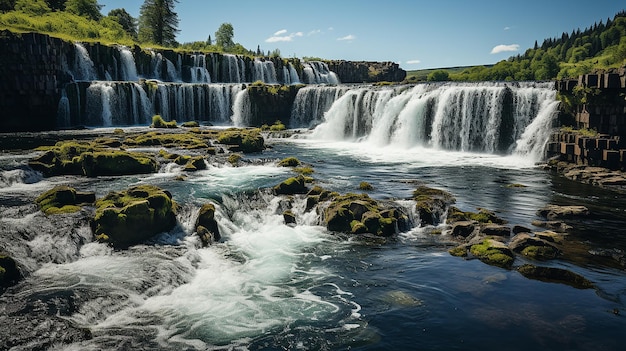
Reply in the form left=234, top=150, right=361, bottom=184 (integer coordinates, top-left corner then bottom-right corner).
left=327, top=60, right=406, bottom=83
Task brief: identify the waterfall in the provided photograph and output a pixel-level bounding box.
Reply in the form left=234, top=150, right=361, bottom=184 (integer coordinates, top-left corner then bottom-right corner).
left=287, top=63, right=301, bottom=85
left=190, top=54, right=211, bottom=83
left=73, top=43, right=98, bottom=81
left=308, top=82, right=558, bottom=156
left=302, top=61, right=339, bottom=84
left=57, top=88, right=70, bottom=128
left=83, top=81, right=153, bottom=126
left=150, top=51, right=181, bottom=82
left=291, top=85, right=349, bottom=128
left=252, top=59, right=278, bottom=83
left=231, top=86, right=251, bottom=127
left=223, top=54, right=243, bottom=83
left=118, top=46, right=138, bottom=81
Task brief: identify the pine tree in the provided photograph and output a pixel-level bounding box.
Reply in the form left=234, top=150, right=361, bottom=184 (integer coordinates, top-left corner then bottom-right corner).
left=108, top=8, right=137, bottom=38
left=138, top=0, right=179, bottom=46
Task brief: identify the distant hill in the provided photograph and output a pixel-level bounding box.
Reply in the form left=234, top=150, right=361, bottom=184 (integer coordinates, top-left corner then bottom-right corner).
left=413, top=10, right=626, bottom=82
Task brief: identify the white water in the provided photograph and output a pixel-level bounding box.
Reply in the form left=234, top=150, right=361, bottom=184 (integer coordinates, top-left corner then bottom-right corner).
left=231, top=86, right=250, bottom=127
left=57, top=88, right=71, bottom=128
left=303, top=61, right=340, bottom=84
left=190, top=54, right=211, bottom=83
left=73, top=43, right=98, bottom=81
left=85, top=81, right=153, bottom=126
left=252, top=59, right=278, bottom=83
left=118, top=46, right=138, bottom=81
left=223, top=54, right=245, bottom=83
left=306, top=82, right=558, bottom=162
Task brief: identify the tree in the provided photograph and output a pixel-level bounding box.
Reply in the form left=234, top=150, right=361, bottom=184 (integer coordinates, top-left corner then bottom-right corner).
left=65, top=0, right=102, bottom=21
left=206, top=35, right=212, bottom=45
left=108, top=8, right=137, bottom=39
left=215, top=23, right=234, bottom=50
left=138, top=0, right=179, bottom=46
left=46, top=0, right=66, bottom=11
left=15, top=0, right=50, bottom=15
left=427, top=70, right=450, bottom=82
left=0, top=0, right=16, bottom=12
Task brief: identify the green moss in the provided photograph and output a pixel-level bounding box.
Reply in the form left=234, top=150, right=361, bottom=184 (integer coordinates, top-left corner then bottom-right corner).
left=293, top=166, right=314, bottom=175
left=228, top=153, right=242, bottom=165
left=274, top=175, right=308, bottom=195
left=81, top=150, right=158, bottom=177
left=358, top=181, right=374, bottom=191
left=278, top=157, right=301, bottom=167
left=521, top=246, right=559, bottom=260
left=269, top=120, right=286, bottom=131
left=449, top=246, right=468, bottom=257
left=470, top=239, right=514, bottom=268
left=35, top=185, right=94, bottom=215
left=181, top=121, right=200, bottom=128
left=151, top=115, right=178, bottom=129
left=216, top=128, right=264, bottom=153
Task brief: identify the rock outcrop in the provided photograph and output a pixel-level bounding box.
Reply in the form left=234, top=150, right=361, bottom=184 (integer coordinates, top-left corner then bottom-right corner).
left=327, top=60, right=406, bottom=83
left=35, top=185, right=95, bottom=215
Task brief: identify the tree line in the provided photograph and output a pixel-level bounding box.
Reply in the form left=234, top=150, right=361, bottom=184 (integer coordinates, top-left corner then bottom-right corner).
left=0, top=0, right=279, bottom=56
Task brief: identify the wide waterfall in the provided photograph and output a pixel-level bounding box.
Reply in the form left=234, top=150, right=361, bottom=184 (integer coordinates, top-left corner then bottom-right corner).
left=303, top=82, right=558, bottom=159
left=303, top=61, right=340, bottom=84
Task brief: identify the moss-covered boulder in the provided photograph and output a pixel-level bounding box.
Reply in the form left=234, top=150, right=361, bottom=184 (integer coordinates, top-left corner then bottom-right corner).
left=81, top=151, right=158, bottom=177
left=182, top=156, right=207, bottom=172
left=517, top=264, right=594, bottom=289
left=35, top=186, right=95, bottom=215
left=470, top=238, right=514, bottom=269
left=322, top=193, right=407, bottom=236
left=447, top=207, right=507, bottom=225
left=216, top=128, right=264, bottom=153
left=536, top=204, right=590, bottom=220
left=195, top=203, right=220, bottom=245
left=283, top=210, right=296, bottom=225
left=509, top=233, right=560, bottom=260
left=28, top=140, right=158, bottom=177
left=91, top=185, right=177, bottom=248
left=151, top=114, right=178, bottom=128
left=278, top=157, right=301, bottom=167
left=413, top=186, right=455, bottom=226
left=0, top=253, right=22, bottom=292
left=274, top=175, right=308, bottom=195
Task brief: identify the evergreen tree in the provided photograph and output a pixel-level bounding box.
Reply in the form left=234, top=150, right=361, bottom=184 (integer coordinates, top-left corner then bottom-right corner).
left=65, top=0, right=102, bottom=21
left=108, top=8, right=137, bottom=39
left=206, top=35, right=212, bottom=45
left=138, top=0, right=180, bottom=46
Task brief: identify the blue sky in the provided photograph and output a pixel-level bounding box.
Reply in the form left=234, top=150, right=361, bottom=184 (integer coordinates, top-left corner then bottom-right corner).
left=98, top=0, right=624, bottom=69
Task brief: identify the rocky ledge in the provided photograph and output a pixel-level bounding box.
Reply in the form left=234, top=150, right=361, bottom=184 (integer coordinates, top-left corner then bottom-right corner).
left=545, top=160, right=626, bottom=193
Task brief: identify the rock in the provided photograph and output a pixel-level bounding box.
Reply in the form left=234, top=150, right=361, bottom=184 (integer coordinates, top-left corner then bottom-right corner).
left=91, top=185, right=177, bottom=248
left=195, top=203, right=221, bottom=244
left=216, top=129, right=264, bottom=153
left=536, top=204, right=590, bottom=220
left=509, top=233, right=560, bottom=260
left=448, top=207, right=507, bottom=225
left=81, top=151, right=158, bottom=177
left=273, top=175, right=308, bottom=195
left=512, top=225, right=532, bottom=234
left=35, top=185, right=95, bottom=215
left=413, top=186, right=455, bottom=226
left=196, top=225, right=215, bottom=246
left=517, top=264, right=594, bottom=289
left=0, top=253, right=22, bottom=292
left=480, top=224, right=511, bottom=237
left=278, top=157, right=301, bottom=167
left=182, top=156, right=207, bottom=172
left=451, top=221, right=476, bottom=238
left=449, top=244, right=470, bottom=257
left=470, top=239, right=514, bottom=268
left=531, top=220, right=573, bottom=232
left=283, top=210, right=296, bottom=225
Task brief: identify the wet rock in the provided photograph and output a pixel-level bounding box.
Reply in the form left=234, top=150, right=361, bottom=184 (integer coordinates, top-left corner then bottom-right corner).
left=413, top=186, right=455, bottom=226
left=216, top=128, right=264, bottom=153
left=451, top=221, right=477, bottom=238
left=517, top=264, right=594, bottom=289
left=512, top=225, right=532, bottom=234
left=0, top=252, right=22, bottom=292
left=531, top=220, right=573, bottom=233
left=470, top=239, right=514, bottom=269
left=35, top=185, right=95, bottom=215
left=195, top=203, right=221, bottom=244
left=480, top=224, right=511, bottom=237
left=536, top=204, right=590, bottom=220
left=509, top=233, right=560, bottom=260
left=283, top=210, right=296, bottom=226
left=447, top=206, right=507, bottom=225
left=91, top=185, right=177, bottom=248
left=182, top=156, right=207, bottom=172
left=273, top=175, right=308, bottom=195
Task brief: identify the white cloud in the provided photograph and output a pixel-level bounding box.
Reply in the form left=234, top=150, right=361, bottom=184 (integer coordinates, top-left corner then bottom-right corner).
left=337, top=34, right=356, bottom=41
left=406, top=59, right=421, bottom=65
left=265, top=30, right=303, bottom=43
left=490, top=44, right=520, bottom=54
left=504, top=26, right=511, bottom=31
left=308, top=29, right=322, bottom=36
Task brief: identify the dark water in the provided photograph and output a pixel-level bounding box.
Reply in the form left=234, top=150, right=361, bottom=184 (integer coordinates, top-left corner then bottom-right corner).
left=0, top=134, right=625, bottom=351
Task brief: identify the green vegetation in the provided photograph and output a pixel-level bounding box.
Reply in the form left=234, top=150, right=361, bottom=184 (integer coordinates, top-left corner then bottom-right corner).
left=447, top=207, right=507, bottom=224
left=470, top=239, right=514, bottom=268
left=151, top=115, right=178, bottom=129
left=216, top=128, right=264, bottom=153
left=278, top=156, right=301, bottom=167
left=293, top=166, right=314, bottom=175
left=560, top=126, right=599, bottom=137
left=358, top=181, right=374, bottom=191
left=35, top=185, right=95, bottom=215
left=227, top=153, right=242, bottom=166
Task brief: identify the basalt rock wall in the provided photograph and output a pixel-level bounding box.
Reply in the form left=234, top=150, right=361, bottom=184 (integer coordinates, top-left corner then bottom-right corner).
left=327, top=60, right=406, bottom=83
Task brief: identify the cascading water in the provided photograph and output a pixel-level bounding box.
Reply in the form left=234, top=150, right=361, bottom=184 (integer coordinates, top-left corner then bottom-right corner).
left=72, top=43, right=98, bottom=81
left=290, top=85, right=350, bottom=128
left=306, top=82, right=558, bottom=160
left=303, top=61, right=340, bottom=84
left=118, top=46, right=139, bottom=81
left=223, top=54, right=245, bottom=83
left=84, top=81, right=152, bottom=126
left=252, top=59, right=278, bottom=83
left=190, top=54, right=211, bottom=83
left=56, top=88, right=70, bottom=128
left=231, top=85, right=250, bottom=127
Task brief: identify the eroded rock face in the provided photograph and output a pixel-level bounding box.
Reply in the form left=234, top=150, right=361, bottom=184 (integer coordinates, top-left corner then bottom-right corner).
left=91, top=185, right=177, bottom=248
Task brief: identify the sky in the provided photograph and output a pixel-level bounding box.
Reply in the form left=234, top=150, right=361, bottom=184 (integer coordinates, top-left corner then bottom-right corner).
left=97, top=0, right=625, bottom=70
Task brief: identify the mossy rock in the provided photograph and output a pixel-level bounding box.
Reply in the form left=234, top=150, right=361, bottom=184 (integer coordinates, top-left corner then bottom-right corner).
left=322, top=193, right=405, bottom=236
left=278, top=157, right=301, bottom=167
left=151, top=115, right=178, bottom=128
left=216, top=129, right=264, bottom=153
left=449, top=245, right=469, bottom=257
left=517, top=264, right=594, bottom=289
left=0, top=253, right=21, bottom=291
left=359, top=181, right=374, bottom=191
left=448, top=207, right=507, bottom=225
left=125, top=131, right=211, bottom=149
left=413, top=186, right=456, bottom=226
left=195, top=203, right=220, bottom=245
left=509, top=233, right=560, bottom=260
left=92, top=185, right=177, bottom=248
left=283, top=210, right=297, bottom=225
left=274, top=175, right=308, bottom=195
left=183, top=156, right=207, bottom=172
left=228, top=153, right=242, bottom=166
left=181, top=121, right=200, bottom=128
left=470, top=239, right=514, bottom=269
left=35, top=185, right=95, bottom=215
left=81, top=151, right=158, bottom=177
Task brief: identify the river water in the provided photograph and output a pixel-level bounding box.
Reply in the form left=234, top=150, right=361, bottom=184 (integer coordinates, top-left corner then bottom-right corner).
left=1, top=129, right=625, bottom=350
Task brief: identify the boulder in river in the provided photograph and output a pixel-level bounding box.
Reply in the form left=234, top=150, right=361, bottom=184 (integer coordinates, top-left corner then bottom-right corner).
left=536, top=204, right=590, bottom=220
